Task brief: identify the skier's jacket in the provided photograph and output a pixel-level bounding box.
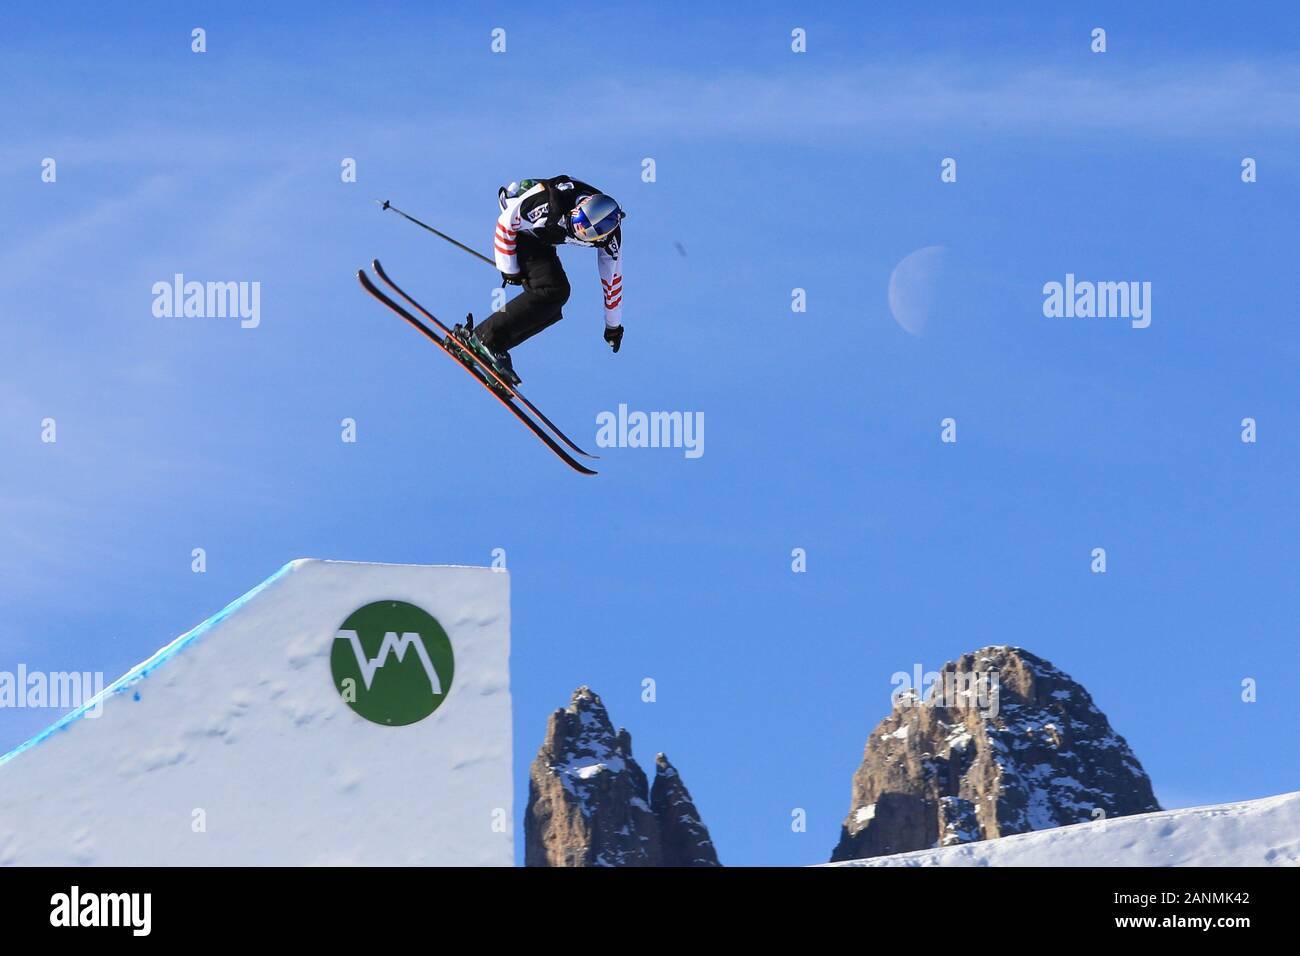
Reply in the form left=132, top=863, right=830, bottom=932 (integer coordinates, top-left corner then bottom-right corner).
left=493, top=175, right=623, bottom=329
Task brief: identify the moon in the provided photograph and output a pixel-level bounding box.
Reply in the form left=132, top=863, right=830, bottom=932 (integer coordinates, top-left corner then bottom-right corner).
left=888, top=245, right=948, bottom=336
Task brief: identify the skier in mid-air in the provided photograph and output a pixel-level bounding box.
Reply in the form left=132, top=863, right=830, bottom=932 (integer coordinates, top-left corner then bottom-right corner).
left=454, top=175, right=625, bottom=384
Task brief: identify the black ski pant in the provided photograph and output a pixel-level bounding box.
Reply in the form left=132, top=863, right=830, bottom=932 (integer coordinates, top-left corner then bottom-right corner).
left=475, top=235, right=571, bottom=352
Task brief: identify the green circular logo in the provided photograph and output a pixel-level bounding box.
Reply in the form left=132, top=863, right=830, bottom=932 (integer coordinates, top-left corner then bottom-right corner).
left=330, top=601, right=455, bottom=726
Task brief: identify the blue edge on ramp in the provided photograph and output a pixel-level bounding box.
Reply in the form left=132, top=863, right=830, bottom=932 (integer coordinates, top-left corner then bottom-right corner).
left=0, top=560, right=297, bottom=769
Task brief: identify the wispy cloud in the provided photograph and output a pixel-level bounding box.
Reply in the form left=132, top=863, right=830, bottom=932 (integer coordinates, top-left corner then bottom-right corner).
left=6, top=56, right=1297, bottom=178
left=588, top=59, right=1300, bottom=140
left=0, top=174, right=181, bottom=292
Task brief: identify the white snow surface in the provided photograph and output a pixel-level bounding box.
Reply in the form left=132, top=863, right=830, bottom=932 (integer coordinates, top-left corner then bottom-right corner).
left=0, top=559, right=513, bottom=866
left=828, top=791, right=1300, bottom=867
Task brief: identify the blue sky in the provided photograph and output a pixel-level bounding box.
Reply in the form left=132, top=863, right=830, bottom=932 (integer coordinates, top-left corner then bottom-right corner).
left=1, top=2, right=1297, bottom=865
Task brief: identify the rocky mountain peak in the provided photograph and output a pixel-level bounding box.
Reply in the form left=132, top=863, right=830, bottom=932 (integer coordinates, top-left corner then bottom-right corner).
left=546, top=686, right=632, bottom=764
left=830, top=645, right=1160, bottom=862
left=525, top=687, right=720, bottom=866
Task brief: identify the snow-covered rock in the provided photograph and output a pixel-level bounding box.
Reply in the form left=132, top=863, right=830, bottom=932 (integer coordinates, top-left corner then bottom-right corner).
left=524, top=686, right=719, bottom=866
left=831, top=646, right=1160, bottom=862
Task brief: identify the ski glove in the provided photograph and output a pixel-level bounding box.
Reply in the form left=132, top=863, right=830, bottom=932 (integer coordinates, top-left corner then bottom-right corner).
left=604, top=325, right=624, bottom=353
left=500, top=272, right=524, bottom=287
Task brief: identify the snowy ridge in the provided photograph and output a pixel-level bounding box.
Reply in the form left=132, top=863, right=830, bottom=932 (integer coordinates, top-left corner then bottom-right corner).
left=828, top=791, right=1300, bottom=867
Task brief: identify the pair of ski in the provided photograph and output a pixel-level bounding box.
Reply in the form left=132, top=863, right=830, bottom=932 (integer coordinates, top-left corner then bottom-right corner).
left=357, top=260, right=598, bottom=475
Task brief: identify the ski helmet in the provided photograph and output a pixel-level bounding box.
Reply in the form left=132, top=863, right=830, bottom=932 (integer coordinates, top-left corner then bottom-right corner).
left=569, top=194, right=624, bottom=244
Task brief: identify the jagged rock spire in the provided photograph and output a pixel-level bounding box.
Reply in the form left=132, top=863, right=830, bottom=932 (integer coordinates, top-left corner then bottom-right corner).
left=525, top=686, right=720, bottom=867
left=651, top=752, right=720, bottom=866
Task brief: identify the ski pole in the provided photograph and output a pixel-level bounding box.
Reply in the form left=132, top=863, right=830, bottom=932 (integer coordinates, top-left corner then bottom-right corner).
left=375, top=199, right=496, bottom=268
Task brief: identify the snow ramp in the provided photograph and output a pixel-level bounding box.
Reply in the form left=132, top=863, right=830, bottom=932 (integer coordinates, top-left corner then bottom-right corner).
left=0, top=559, right=512, bottom=866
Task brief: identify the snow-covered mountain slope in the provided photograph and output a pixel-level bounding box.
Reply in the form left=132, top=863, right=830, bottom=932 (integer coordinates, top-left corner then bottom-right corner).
left=829, top=791, right=1300, bottom=866
left=0, top=559, right=513, bottom=866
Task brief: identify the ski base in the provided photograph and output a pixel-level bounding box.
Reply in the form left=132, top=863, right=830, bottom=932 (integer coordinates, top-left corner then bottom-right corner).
left=356, top=266, right=597, bottom=476
left=369, top=259, right=597, bottom=461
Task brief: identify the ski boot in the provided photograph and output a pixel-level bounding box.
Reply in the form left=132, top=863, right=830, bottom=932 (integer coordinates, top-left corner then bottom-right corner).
left=451, top=314, right=522, bottom=387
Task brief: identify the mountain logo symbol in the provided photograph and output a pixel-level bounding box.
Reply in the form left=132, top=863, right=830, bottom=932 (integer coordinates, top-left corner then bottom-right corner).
left=330, top=601, right=455, bottom=726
